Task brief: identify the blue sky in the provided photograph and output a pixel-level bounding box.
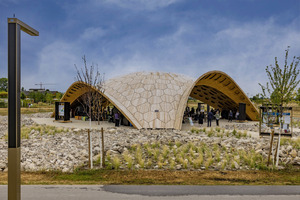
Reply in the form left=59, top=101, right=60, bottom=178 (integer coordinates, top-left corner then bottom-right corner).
left=0, top=0, right=299, bottom=96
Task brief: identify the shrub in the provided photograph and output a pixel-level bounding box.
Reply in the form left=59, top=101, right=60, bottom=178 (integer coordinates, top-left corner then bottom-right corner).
left=162, top=145, right=169, bottom=159
left=0, top=91, right=8, bottom=98
left=207, top=129, right=214, bottom=137
left=153, top=149, right=160, bottom=161
left=122, top=151, right=133, bottom=169
left=169, top=159, right=175, bottom=170
left=0, top=100, right=7, bottom=108
left=175, top=141, right=182, bottom=148
left=193, top=153, right=203, bottom=169
left=158, top=161, right=163, bottom=169
left=232, top=129, right=237, bottom=136
left=221, top=161, right=227, bottom=170
left=112, top=156, right=120, bottom=170
left=182, top=159, right=188, bottom=169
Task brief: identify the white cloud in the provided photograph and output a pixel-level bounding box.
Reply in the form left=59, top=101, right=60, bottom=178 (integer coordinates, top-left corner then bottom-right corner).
left=17, top=1, right=300, bottom=97
left=80, top=27, right=106, bottom=40
left=22, top=41, right=81, bottom=92
left=149, top=18, right=300, bottom=96
left=0, top=0, right=19, bottom=5
left=101, top=0, right=181, bottom=10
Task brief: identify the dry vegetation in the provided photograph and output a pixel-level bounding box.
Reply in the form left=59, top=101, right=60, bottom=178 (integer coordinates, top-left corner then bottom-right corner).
left=0, top=107, right=53, bottom=116
left=102, top=128, right=272, bottom=171
left=0, top=170, right=299, bottom=185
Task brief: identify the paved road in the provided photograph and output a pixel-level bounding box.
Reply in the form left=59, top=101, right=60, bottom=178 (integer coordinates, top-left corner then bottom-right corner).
left=1, top=185, right=300, bottom=200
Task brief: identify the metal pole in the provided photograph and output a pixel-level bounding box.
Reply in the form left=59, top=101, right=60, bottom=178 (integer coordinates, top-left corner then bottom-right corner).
left=99, top=131, right=102, bottom=168
left=267, top=130, right=274, bottom=166
left=101, top=127, right=105, bottom=168
left=88, top=129, right=91, bottom=169
left=7, top=18, right=38, bottom=200
left=8, top=20, right=21, bottom=200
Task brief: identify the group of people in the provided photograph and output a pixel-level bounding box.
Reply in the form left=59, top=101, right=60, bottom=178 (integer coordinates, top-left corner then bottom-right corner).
left=184, top=106, right=241, bottom=127
left=206, top=109, right=221, bottom=127
left=184, top=107, right=221, bottom=127
left=227, top=110, right=239, bottom=122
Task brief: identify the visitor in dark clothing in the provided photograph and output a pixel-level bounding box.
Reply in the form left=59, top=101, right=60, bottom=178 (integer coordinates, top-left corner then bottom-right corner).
left=207, top=110, right=214, bottom=127
left=199, top=112, right=204, bottom=126
left=114, top=112, right=120, bottom=127
left=228, top=110, right=233, bottom=122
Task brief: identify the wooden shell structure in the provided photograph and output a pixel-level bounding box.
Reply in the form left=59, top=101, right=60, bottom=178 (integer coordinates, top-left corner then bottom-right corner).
left=60, top=71, right=259, bottom=129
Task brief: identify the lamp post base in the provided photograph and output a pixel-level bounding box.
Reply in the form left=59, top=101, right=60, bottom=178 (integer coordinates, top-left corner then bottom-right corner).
left=8, top=148, right=21, bottom=200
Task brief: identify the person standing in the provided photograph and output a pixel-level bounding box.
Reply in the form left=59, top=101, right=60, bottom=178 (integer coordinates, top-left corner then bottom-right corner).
left=228, top=110, right=233, bottom=122
left=207, top=110, right=213, bottom=127
left=114, top=112, right=120, bottom=127
left=235, top=111, right=239, bottom=121
left=199, top=112, right=204, bottom=126
left=215, top=111, right=220, bottom=126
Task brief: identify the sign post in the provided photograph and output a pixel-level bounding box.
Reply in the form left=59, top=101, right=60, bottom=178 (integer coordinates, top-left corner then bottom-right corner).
left=8, top=18, right=38, bottom=200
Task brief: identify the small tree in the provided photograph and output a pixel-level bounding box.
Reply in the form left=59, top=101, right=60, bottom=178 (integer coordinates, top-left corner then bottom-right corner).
left=55, top=92, right=63, bottom=100
left=296, top=88, right=300, bottom=102
left=20, top=92, right=26, bottom=100
left=0, top=78, right=8, bottom=91
left=92, top=76, right=105, bottom=125
left=259, top=46, right=300, bottom=167
left=45, top=92, right=53, bottom=104
left=75, top=55, right=105, bottom=169
left=260, top=47, right=300, bottom=105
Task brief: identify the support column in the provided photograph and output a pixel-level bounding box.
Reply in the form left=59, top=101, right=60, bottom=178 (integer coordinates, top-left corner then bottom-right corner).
left=7, top=18, right=39, bottom=200
left=8, top=21, right=21, bottom=200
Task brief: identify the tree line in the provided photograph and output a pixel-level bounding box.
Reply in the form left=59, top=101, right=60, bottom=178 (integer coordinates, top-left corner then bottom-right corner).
left=0, top=77, right=63, bottom=103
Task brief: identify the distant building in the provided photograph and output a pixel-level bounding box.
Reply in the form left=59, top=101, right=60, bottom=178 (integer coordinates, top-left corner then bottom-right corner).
left=23, top=89, right=59, bottom=97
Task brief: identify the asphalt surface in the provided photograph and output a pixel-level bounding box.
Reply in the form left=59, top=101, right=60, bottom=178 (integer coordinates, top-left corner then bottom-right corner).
left=103, top=185, right=300, bottom=196
left=0, top=185, right=300, bottom=200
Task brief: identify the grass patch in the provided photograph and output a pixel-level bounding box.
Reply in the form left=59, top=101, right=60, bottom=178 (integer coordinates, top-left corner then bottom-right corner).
left=0, top=170, right=299, bottom=185
left=0, top=107, right=53, bottom=116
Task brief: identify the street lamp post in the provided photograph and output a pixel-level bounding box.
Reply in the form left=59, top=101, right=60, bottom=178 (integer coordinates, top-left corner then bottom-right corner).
left=7, top=18, right=38, bottom=200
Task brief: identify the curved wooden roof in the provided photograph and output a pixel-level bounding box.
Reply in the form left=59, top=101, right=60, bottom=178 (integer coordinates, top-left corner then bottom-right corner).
left=190, top=71, right=259, bottom=120
left=61, top=71, right=259, bottom=129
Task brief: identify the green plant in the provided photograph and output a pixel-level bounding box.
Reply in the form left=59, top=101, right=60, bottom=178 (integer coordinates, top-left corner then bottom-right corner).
left=221, top=161, right=227, bottom=170
left=175, top=141, right=182, bottom=148
left=146, top=146, right=153, bottom=157
left=162, top=145, right=169, bottom=159
left=112, top=156, right=120, bottom=170
left=207, top=131, right=213, bottom=137
left=158, top=161, right=163, bottom=169
left=169, top=159, right=175, bottom=170
left=158, top=155, right=164, bottom=163
left=236, top=131, right=242, bottom=139
left=226, top=131, right=230, bottom=137
left=232, top=129, right=237, bottom=136
left=122, top=151, right=133, bottom=169
left=231, top=161, right=236, bottom=169
left=189, top=148, right=195, bottom=158
left=151, top=141, right=160, bottom=149
left=215, top=150, right=221, bottom=162
left=193, top=153, right=203, bottom=169
left=213, top=144, right=218, bottom=151
left=204, top=157, right=213, bottom=169
left=183, top=159, right=188, bottom=169
left=147, top=160, right=152, bottom=168
left=153, top=149, right=160, bottom=161
left=106, top=151, right=111, bottom=162
left=183, top=144, right=190, bottom=154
